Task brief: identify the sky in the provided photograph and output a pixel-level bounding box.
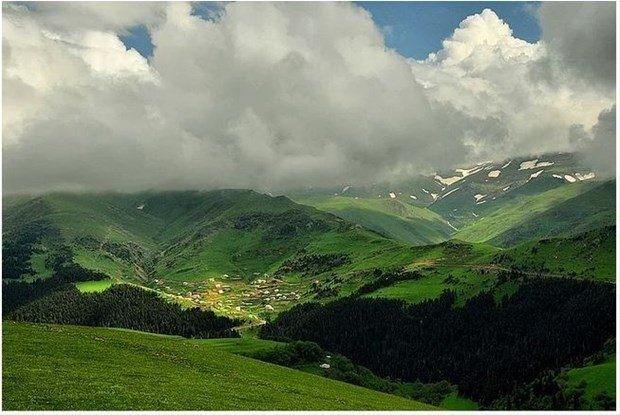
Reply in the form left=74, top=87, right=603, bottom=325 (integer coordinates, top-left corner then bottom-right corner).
left=358, top=1, right=541, bottom=58
left=120, top=2, right=543, bottom=60
left=2, top=1, right=616, bottom=194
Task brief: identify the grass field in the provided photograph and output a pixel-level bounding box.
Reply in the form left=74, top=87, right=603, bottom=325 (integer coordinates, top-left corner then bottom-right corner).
left=565, top=354, right=616, bottom=409
left=440, top=391, right=479, bottom=410
left=190, top=337, right=285, bottom=355
left=365, top=266, right=497, bottom=305
left=2, top=322, right=435, bottom=411
left=75, top=279, right=116, bottom=293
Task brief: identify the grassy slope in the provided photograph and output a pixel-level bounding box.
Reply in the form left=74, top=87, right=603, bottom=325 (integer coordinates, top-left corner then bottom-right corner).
left=489, top=180, right=616, bottom=247
left=4, top=191, right=415, bottom=281
left=190, top=337, right=285, bottom=355
left=454, top=181, right=614, bottom=246
left=293, top=195, right=454, bottom=245
left=75, top=279, right=116, bottom=293
left=364, top=241, right=500, bottom=305
left=365, top=267, right=497, bottom=305
left=493, top=226, right=615, bottom=281
left=2, top=322, right=434, bottom=411
left=4, top=190, right=426, bottom=319
left=565, top=354, right=616, bottom=408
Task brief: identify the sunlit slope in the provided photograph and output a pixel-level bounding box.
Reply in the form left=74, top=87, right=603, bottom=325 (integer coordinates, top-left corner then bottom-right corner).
left=493, top=226, right=615, bottom=281
left=454, top=181, right=615, bottom=246
left=293, top=196, right=454, bottom=245
left=2, top=322, right=435, bottom=411
left=565, top=354, right=616, bottom=410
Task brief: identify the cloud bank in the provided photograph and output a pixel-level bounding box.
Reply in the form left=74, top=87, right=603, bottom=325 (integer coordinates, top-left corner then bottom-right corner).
left=2, top=2, right=616, bottom=194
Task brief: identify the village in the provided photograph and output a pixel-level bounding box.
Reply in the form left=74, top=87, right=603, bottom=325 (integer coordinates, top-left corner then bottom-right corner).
left=149, top=273, right=304, bottom=322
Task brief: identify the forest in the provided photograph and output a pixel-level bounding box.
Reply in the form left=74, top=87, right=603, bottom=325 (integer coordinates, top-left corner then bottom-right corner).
left=260, top=278, right=616, bottom=405
left=5, top=284, right=241, bottom=339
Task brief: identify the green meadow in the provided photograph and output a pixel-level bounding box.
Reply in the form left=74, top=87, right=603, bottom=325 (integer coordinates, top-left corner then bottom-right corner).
left=2, top=322, right=435, bottom=411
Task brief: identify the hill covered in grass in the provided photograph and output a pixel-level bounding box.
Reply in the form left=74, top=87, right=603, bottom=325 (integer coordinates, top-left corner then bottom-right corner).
left=2, top=322, right=435, bottom=411
left=3, top=190, right=416, bottom=318
left=492, top=226, right=615, bottom=281
left=292, top=195, right=454, bottom=245
left=454, top=180, right=615, bottom=246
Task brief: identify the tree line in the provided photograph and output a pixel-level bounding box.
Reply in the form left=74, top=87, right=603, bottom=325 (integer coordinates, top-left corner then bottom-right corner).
left=6, top=284, right=241, bottom=339
left=260, top=278, right=615, bottom=406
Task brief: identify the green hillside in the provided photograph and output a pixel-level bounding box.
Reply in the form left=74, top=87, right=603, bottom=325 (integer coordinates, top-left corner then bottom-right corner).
left=2, top=322, right=434, bottom=411
left=492, top=226, right=615, bottom=281
left=3, top=190, right=416, bottom=319
left=488, top=180, right=616, bottom=246
left=565, top=354, right=616, bottom=409
left=363, top=240, right=501, bottom=304
left=293, top=195, right=454, bottom=245
left=454, top=181, right=615, bottom=246
left=361, top=224, right=616, bottom=305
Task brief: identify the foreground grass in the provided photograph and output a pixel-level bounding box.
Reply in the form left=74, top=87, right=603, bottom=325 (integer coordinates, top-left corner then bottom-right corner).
left=2, top=322, right=435, bottom=411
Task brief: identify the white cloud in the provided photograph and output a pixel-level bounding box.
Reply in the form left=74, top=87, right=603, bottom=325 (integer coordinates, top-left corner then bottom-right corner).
left=409, top=8, right=614, bottom=161
left=2, top=3, right=615, bottom=194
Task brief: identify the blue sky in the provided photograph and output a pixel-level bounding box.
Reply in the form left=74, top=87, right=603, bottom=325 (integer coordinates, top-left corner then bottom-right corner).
left=357, top=1, right=541, bottom=59
left=121, top=2, right=542, bottom=60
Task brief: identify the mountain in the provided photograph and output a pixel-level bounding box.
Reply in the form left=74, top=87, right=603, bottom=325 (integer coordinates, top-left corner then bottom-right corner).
left=428, top=152, right=597, bottom=227
left=3, top=190, right=415, bottom=319
left=288, top=153, right=609, bottom=246
left=3, top=322, right=434, bottom=410
left=454, top=180, right=615, bottom=246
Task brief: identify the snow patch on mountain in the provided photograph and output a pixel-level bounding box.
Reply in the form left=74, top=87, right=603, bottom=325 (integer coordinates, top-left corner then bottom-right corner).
left=527, top=170, right=544, bottom=182
left=442, top=187, right=460, bottom=198
left=488, top=170, right=501, bottom=178
left=575, top=172, right=596, bottom=181
left=519, top=159, right=555, bottom=170
left=455, top=166, right=484, bottom=178
left=434, top=174, right=462, bottom=186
